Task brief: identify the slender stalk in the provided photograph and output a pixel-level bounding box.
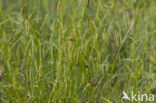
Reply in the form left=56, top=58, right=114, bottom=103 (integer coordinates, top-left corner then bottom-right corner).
left=110, top=30, right=120, bottom=78
left=87, top=0, right=90, bottom=7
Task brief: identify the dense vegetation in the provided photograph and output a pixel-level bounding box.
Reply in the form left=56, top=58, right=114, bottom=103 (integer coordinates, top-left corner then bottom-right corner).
left=0, top=0, right=156, bottom=102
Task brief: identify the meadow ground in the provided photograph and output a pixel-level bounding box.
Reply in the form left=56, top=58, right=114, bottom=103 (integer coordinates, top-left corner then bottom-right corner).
left=0, top=0, right=156, bottom=103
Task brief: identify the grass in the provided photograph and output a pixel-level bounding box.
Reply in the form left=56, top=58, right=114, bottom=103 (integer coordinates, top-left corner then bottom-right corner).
left=0, top=0, right=156, bottom=102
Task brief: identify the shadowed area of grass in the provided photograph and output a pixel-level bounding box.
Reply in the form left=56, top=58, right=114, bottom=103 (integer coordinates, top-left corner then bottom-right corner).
left=0, top=0, right=156, bottom=102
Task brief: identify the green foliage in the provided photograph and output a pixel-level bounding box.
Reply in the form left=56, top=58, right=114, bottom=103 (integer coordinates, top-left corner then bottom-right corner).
left=0, top=0, right=156, bottom=102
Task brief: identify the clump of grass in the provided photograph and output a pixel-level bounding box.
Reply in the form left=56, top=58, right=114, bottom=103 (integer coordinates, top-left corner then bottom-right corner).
left=0, top=0, right=156, bottom=102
